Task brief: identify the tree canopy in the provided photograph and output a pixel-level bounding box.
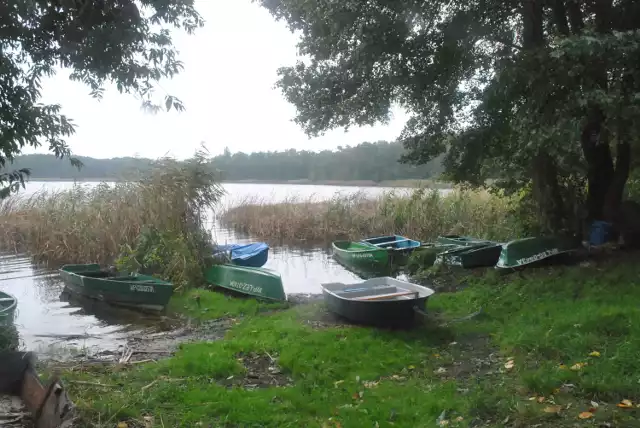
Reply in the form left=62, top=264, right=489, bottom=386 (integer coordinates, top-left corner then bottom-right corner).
left=0, top=0, right=201, bottom=197
left=12, top=141, right=443, bottom=183
left=259, top=0, right=640, bottom=234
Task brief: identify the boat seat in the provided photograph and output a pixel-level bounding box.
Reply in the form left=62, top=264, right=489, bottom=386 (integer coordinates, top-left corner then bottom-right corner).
left=336, top=285, right=397, bottom=298
left=355, top=290, right=419, bottom=301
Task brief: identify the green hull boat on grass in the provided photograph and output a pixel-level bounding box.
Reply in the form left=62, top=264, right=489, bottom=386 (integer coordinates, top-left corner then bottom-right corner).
left=204, top=264, right=287, bottom=301
left=59, top=264, right=174, bottom=312
left=496, top=236, right=578, bottom=269
left=434, top=242, right=503, bottom=268
left=332, top=241, right=389, bottom=267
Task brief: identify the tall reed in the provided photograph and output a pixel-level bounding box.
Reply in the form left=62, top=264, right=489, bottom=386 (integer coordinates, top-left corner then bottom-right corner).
left=0, top=151, right=223, bottom=272
left=220, top=188, right=519, bottom=244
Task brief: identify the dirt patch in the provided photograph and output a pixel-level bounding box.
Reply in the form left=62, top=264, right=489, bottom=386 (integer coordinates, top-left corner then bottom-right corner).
left=295, top=302, right=352, bottom=329
left=46, top=318, right=236, bottom=369
left=220, top=352, right=292, bottom=390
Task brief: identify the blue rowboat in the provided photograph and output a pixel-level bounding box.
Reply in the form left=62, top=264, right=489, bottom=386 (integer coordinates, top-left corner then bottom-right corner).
left=213, top=242, right=269, bottom=268
left=361, top=235, right=421, bottom=253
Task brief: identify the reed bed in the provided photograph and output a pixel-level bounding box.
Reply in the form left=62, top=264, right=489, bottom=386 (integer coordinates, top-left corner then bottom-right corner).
left=220, top=188, right=518, bottom=244
left=0, top=153, right=223, bottom=269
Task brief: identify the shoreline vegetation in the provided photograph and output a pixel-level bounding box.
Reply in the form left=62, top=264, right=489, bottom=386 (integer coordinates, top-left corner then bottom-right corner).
left=2, top=157, right=639, bottom=427
left=25, top=177, right=453, bottom=189
left=220, top=188, right=516, bottom=244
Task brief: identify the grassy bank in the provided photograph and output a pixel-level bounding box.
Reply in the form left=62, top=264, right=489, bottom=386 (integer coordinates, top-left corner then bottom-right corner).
left=0, top=152, right=222, bottom=288
left=221, top=188, right=517, bottom=244
left=56, top=255, right=640, bottom=427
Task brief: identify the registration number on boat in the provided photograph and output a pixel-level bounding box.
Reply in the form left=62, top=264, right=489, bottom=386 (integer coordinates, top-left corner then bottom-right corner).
left=229, top=281, right=263, bottom=295
left=130, top=284, right=155, bottom=293
left=516, top=248, right=559, bottom=266
left=351, top=253, right=374, bottom=259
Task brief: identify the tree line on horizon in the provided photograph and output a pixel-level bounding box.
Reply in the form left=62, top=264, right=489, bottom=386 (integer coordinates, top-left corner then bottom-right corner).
left=7, top=141, right=443, bottom=182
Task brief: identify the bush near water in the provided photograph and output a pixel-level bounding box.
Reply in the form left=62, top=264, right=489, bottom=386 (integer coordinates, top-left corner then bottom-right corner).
left=0, top=151, right=223, bottom=290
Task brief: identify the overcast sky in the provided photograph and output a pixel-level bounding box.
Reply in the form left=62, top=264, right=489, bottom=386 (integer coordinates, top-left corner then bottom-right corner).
left=29, top=0, right=406, bottom=160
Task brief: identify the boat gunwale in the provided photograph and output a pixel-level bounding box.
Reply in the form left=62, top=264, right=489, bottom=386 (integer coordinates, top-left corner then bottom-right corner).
left=332, top=241, right=386, bottom=254
left=321, top=277, right=434, bottom=302
left=0, top=290, right=17, bottom=316
left=60, top=266, right=173, bottom=286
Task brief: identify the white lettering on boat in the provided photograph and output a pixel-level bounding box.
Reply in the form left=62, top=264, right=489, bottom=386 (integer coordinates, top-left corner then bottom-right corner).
left=229, top=281, right=263, bottom=295
left=130, top=284, right=155, bottom=293
left=516, top=248, right=559, bottom=265
left=351, top=253, right=374, bottom=259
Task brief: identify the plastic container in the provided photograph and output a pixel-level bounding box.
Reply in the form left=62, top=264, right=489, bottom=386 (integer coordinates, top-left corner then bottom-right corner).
left=589, top=220, right=612, bottom=246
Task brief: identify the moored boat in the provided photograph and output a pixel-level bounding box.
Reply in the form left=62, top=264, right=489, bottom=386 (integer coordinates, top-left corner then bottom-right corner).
left=332, top=241, right=389, bottom=266
left=59, top=264, right=174, bottom=312
left=204, top=264, right=286, bottom=301
left=0, top=290, right=17, bottom=326
left=361, top=235, right=422, bottom=264
left=496, top=236, right=578, bottom=269
left=406, top=243, right=461, bottom=271
left=437, top=235, right=492, bottom=246
left=434, top=242, right=503, bottom=268
left=0, top=350, right=74, bottom=428
left=213, top=242, right=269, bottom=268
left=321, top=277, right=435, bottom=327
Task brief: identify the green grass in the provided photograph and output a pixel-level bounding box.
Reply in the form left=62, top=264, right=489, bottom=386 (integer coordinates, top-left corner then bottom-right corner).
left=60, top=255, right=640, bottom=427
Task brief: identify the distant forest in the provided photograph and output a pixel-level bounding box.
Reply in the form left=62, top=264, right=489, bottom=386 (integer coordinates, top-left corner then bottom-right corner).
left=7, top=142, right=443, bottom=182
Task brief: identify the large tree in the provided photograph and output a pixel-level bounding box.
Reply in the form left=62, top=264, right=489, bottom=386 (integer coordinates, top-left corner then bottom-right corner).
left=259, top=0, right=640, bottom=234
left=0, top=0, right=202, bottom=197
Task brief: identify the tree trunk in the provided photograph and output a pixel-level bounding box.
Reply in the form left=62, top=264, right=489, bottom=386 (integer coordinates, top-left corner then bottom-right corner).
left=531, top=153, right=566, bottom=233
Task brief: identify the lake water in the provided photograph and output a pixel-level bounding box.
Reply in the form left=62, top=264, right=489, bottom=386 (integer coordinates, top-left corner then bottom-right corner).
left=1, top=181, right=416, bottom=357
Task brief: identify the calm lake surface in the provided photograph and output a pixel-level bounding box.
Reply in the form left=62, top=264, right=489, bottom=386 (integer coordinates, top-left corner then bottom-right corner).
left=2, top=181, right=418, bottom=357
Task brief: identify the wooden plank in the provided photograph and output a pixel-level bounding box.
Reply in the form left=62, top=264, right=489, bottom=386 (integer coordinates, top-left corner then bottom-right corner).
left=354, top=291, right=419, bottom=301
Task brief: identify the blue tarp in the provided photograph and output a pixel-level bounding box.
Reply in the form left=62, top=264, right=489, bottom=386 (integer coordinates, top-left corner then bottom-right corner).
left=213, top=242, right=269, bottom=267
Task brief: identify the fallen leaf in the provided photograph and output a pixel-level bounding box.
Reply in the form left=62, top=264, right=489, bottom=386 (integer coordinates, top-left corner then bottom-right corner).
left=590, top=401, right=599, bottom=408
left=438, top=420, right=449, bottom=427
left=589, top=351, right=601, bottom=357
left=570, top=362, right=586, bottom=371
left=408, top=365, right=415, bottom=370
left=117, top=423, right=128, bottom=428
left=355, top=376, right=360, bottom=383
left=544, top=405, right=562, bottom=414
left=558, top=364, right=567, bottom=370
left=537, top=396, right=546, bottom=403
left=617, top=399, right=633, bottom=408
left=433, top=353, right=441, bottom=358
left=363, top=381, right=379, bottom=388
left=528, top=396, right=538, bottom=401
left=578, top=411, right=593, bottom=419
left=504, top=360, right=515, bottom=370
left=553, top=388, right=560, bottom=394
left=334, top=380, right=344, bottom=388
left=434, top=367, right=447, bottom=375
left=352, top=392, right=360, bottom=400
left=454, top=416, right=464, bottom=422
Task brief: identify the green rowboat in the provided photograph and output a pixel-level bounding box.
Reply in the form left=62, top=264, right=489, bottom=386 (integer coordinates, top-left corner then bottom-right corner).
left=59, top=264, right=174, bottom=312
left=332, top=241, right=389, bottom=266
left=434, top=242, right=503, bottom=268
left=204, top=264, right=286, bottom=301
left=496, top=236, right=578, bottom=269
left=437, top=235, right=492, bottom=246
left=406, top=243, right=461, bottom=269
left=0, top=290, right=17, bottom=326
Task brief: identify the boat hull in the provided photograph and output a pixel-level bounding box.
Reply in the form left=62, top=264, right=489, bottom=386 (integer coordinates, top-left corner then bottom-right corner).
left=436, top=235, right=492, bottom=246
left=496, top=236, right=578, bottom=269
left=0, top=351, right=74, bottom=428
left=204, top=264, right=286, bottom=301
left=361, top=235, right=422, bottom=264
left=0, top=290, right=17, bottom=326
left=322, top=277, right=435, bottom=328
left=435, top=242, right=503, bottom=268
left=332, top=241, right=389, bottom=267
left=59, top=264, right=174, bottom=311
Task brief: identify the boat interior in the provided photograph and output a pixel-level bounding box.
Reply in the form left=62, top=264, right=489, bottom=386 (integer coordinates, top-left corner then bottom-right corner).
left=364, top=236, right=419, bottom=249
left=334, top=284, right=420, bottom=301
left=69, top=270, right=161, bottom=283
